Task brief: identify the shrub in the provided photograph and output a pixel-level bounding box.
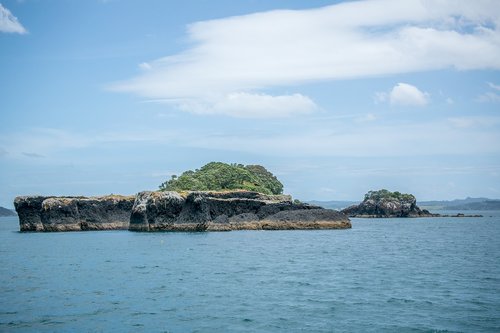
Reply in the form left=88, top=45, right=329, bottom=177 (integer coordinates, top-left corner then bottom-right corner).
left=159, top=162, right=284, bottom=195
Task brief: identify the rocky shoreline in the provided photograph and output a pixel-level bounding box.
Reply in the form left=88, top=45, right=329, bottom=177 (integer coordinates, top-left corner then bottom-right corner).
left=14, top=191, right=351, bottom=232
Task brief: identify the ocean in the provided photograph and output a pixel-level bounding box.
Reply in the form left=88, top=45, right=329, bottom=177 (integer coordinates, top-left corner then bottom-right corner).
left=1, top=212, right=499, bottom=332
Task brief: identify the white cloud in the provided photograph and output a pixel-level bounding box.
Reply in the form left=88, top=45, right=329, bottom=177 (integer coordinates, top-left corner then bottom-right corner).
left=388, top=83, right=430, bottom=106
left=110, top=0, right=500, bottom=117
left=0, top=4, right=27, bottom=34
left=172, top=92, right=316, bottom=118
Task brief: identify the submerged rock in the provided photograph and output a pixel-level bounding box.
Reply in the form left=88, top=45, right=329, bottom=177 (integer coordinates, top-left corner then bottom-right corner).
left=14, top=195, right=135, bottom=231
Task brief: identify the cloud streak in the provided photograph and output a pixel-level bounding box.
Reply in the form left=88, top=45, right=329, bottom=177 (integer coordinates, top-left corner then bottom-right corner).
left=0, top=4, right=27, bottom=34
left=111, top=0, right=500, bottom=117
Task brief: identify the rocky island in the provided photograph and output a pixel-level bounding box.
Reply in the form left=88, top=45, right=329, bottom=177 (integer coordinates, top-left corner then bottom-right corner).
left=342, top=189, right=434, bottom=218
left=14, top=161, right=351, bottom=232
left=14, top=191, right=351, bottom=232
left=341, top=189, right=481, bottom=218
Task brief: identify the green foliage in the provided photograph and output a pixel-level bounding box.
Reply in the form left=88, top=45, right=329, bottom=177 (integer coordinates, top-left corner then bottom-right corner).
left=364, top=189, right=415, bottom=202
left=159, top=162, right=284, bottom=195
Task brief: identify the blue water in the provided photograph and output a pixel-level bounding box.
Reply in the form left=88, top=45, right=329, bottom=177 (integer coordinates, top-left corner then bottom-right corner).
left=1, top=212, right=499, bottom=332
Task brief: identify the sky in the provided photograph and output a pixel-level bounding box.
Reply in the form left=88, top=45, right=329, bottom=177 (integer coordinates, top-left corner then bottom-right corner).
left=1, top=0, right=500, bottom=207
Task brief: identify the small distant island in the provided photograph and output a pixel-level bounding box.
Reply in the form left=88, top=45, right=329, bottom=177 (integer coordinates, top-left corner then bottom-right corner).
left=0, top=206, right=16, bottom=217
left=341, top=189, right=482, bottom=218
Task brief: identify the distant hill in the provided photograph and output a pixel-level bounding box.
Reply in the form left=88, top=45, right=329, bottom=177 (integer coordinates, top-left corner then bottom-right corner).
left=419, top=197, right=500, bottom=210
left=0, top=206, right=16, bottom=217
left=310, top=197, right=500, bottom=211
left=307, top=200, right=359, bottom=210
left=446, top=200, right=500, bottom=210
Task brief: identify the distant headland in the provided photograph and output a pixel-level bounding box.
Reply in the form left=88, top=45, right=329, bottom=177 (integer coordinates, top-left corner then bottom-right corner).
left=0, top=206, right=16, bottom=217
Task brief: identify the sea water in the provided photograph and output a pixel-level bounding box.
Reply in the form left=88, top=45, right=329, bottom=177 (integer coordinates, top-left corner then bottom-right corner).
left=1, top=212, right=499, bottom=332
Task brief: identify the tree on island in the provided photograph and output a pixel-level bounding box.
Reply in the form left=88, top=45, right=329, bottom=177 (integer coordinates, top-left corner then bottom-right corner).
left=159, top=162, right=284, bottom=195
left=364, top=189, right=415, bottom=202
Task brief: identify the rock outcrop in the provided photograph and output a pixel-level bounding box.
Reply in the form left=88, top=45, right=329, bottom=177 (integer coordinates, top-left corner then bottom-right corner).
left=14, top=195, right=135, bottom=231
left=341, top=189, right=436, bottom=218
left=14, top=191, right=351, bottom=232
left=130, top=191, right=351, bottom=231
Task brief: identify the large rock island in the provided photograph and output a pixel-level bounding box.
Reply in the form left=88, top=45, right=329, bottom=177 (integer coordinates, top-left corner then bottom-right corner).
left=341, top=189, right=436, bottom=218
left=14, top=191, right=351, bottom=232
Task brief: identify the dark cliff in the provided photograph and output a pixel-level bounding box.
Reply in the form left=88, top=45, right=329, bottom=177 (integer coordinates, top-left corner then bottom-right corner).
left=14, top=195, right=135, bottom=231
left=14, top=191, right=351, bottom=232
left=130, top=191, right=351, bottom=231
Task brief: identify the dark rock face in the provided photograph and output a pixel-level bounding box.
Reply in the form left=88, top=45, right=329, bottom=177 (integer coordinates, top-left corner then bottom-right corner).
left=14, top=195, right=135, bottom=231
left=13, top=196, right=47, bottom=231
left=130, top=191, right=351, bottom=231
left=341, top=195, right=436, bottom=218
left=14, top=191, right=351, bottom=232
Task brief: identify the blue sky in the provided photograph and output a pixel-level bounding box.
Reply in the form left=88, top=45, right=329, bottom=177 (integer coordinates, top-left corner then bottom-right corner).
left=1, top=0, right=500, bottom=207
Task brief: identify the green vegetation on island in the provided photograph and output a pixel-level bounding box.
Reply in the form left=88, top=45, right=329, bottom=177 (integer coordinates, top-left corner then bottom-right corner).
left=364, top=189, right=415, bottom=202
left=159, top=162, right=284, bottom=195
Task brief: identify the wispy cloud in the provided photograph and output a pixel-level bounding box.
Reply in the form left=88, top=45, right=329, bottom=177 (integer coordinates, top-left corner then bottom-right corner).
left=355, top=113, right=377, bottom=122
left=477, top=92, right=500, bottom=103
left=448, top=116, right=500, bottom=128
left=477, top=82, right=500, bottom=102
left=0, top=4, right=27, bottom=34
left=174, top=92, right=317, bottom=118
left=22, top=152, right=45, bottom=158
left=110, top=0, right=500, bottom=117
left=488, top=82, right=500, bottom=91
left=2, top=115, right=500, bottom=162
left=180, top=121, right=500, bottom=157
left=138, top=62, right=152, bottom=71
